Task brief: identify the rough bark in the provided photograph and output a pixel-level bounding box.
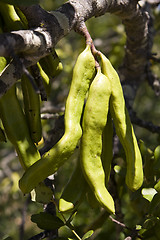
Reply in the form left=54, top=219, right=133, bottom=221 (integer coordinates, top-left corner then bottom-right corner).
left=0, top=0, right=156, bottom=100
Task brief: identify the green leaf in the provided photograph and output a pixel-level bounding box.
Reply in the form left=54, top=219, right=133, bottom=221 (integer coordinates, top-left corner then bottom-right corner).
left=136, top=225, right=142, bottom=230
left=82, top=230, right=94, bottom=240
left=139, top=139, right=148, bottom=156
left=149, top=192, right=160, bottom=216
left=140, top=227, right=157, bottom=240
left=153, top=145, right=160, bottom=172
left=154, top=145, right=160, bottom=162
left=143, top=217, right=158, bottom=230
left=114, top=165, right=121, bottom=173
left=140, top=217, right=160, bottom=239
left=0, top=0, right=40, bottom=6
left=141, top=188, right=157, bottom=202
left=31, top=212, right=64, bottom=230
left=30, top=182, right=53, bottom=204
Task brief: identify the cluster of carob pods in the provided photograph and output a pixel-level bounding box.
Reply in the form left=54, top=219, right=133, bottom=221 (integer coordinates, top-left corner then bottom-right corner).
left=0, top=2, right=144, bottom=214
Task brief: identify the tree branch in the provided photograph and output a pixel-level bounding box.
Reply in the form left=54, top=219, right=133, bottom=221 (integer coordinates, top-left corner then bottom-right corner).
left=0, top=0, right=154, bottom=101
left=145, top=0, right=160, bottom=6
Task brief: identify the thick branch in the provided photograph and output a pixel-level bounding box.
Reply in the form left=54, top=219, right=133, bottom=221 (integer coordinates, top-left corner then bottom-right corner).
left=146, top=0, right=160, bottom=5
left=0, top=0, right=154, bottom=99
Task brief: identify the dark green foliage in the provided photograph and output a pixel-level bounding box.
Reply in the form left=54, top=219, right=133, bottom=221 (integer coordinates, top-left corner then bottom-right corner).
left=31, top=212, right=64, bottom=230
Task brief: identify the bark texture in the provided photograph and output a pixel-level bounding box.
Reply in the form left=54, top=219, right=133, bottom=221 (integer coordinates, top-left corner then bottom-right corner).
left=0, top=0, right=156, bottom=99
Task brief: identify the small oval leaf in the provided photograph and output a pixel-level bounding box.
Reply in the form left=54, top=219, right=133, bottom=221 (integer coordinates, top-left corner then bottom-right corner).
left=141, top=188, right=157, bottom=202
left=82, top=230, right=94, bottom=240
left=30, top=182, right=53, bottom=204
left=31, top=212, right=64, bottom=230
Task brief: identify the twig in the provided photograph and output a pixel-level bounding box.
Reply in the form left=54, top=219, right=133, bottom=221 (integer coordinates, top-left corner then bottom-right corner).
left=39, top=114, right=64, bottom=156
left=128, top=106, right=160, bottom=134
left=109, top=154, right=125, bottom=240
left=109, top=216, right=130, bottom=230
left=44, top=202, right=58, bottom=239
left=41, top=113, right=59, bottom=120
left=50, top=198, right=82, bottom=240
left=109, top=216, right=142, bottom=239
left=19, top=196, right=31, bottom=240
left=28, top=170, right=58, bottom=240
left=41, top=105, right=65, bottom=114
left=28, top=230, right=56, bottom=240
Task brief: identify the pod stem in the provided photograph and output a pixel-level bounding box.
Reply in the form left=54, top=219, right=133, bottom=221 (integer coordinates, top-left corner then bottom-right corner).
left=74, top=21, right=92, bottom=45
left=74, top=21, right=100, bottom=70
